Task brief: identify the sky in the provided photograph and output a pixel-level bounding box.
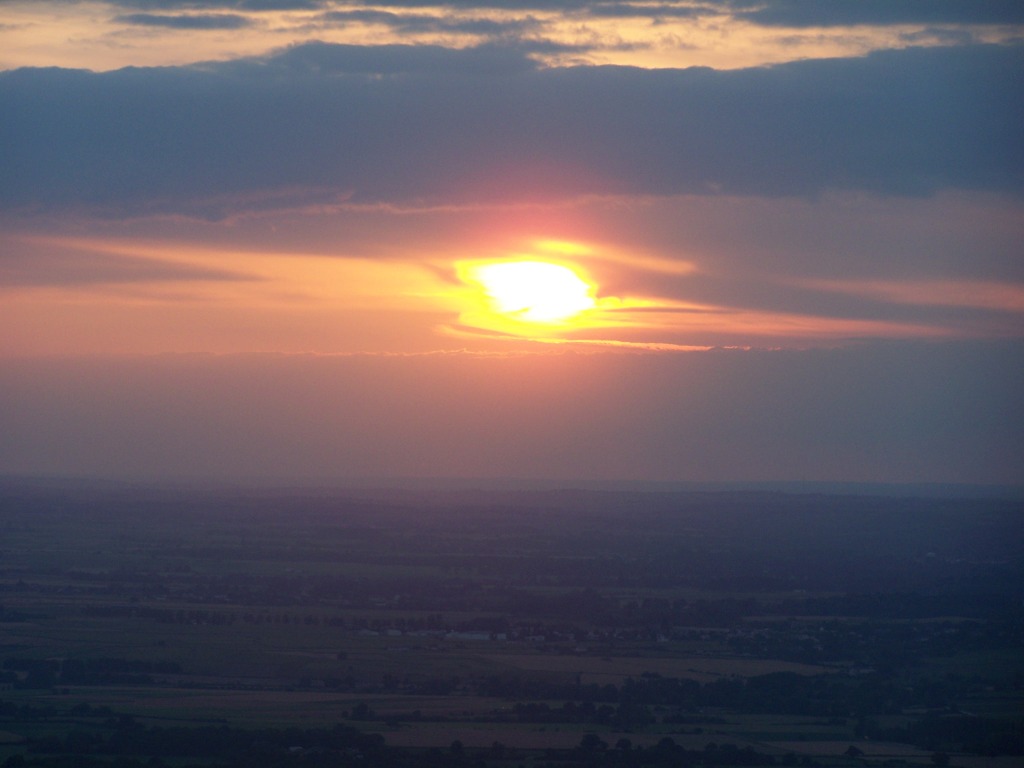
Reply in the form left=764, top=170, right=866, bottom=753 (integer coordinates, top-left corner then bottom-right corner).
left=1, top=1, right=1022, bottom=487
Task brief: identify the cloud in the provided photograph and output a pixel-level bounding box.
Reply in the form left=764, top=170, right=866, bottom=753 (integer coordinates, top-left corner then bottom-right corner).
left=318, top=9, right=544, bottom=37
left=115, top=13, right=254, bottom=29
left=730, top=0, right=1024, bottom=28
left=250, top=38, right=541, bottom=74
left=0, top=236, right=256, bottom=288
left=105, top=1, right=327, bottom=9
left=90, top=0, right=1024, bottom=26
left=583, top=3, right=715, bottom=20
left=1, top=42, right=1021, bottom=217
left=604, top=272, right=1024, bottom=342
left=899, top=26, right=978, bottom=46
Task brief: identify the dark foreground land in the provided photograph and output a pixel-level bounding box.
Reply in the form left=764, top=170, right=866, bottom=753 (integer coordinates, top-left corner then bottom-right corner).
left=0, top=479, right=1021, bottom=767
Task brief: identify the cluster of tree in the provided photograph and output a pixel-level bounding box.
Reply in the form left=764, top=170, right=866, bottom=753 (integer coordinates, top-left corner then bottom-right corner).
left=0, top=700, right=60, bottom=721
left=0, top=605, right=34, bottom=622
left=475, top=671, right=921, bottom=719
left=502, top=700, right=656, bottom=730
left=463, top=669, right=1022, bottom=749
left=9, top=724, right=791, bottom=768
left=727, top=616, right=1023, bottom=667
left=25, top=722, right=386, bottom=765
left=877, top=715, right=1024, bottom=756
left=3, top=658, right=181, bottom=689
left=81, top=604, right=237, bottom=625
left=550, top=736, right=779, bottom=768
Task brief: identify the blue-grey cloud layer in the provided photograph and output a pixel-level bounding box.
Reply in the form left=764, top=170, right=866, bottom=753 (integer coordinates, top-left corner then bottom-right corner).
left=729, top=0, right=1024, bottom=27
left=105, top=1, right=327, bottom=9
left=319, top=9, right=542, bottom=35
left=116, top=12, right=253, bottom=28
left=97, top=1, right=1024, bottom=26
left=1, top=42, right=1021, bottom=216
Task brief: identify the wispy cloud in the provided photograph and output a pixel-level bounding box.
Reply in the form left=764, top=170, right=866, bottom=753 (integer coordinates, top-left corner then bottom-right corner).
left=800, top=278, right=1024, bottom=314
left=0, top=237, right=257, bottom=289
left=116, top=13, right=254, bottom=29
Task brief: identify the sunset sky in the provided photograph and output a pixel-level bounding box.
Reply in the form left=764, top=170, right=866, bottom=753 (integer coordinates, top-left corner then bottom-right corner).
left=1, top=1, right=1022, bottom=486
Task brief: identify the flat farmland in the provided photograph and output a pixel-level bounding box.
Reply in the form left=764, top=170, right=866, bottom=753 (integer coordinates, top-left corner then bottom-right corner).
left=20, top=687, right=512, bottom=727
left=1, top=481, right=1021, bottom=766
left=374, top=723, right=718, bottom=750
left=479, top=652, right=831, bottom=684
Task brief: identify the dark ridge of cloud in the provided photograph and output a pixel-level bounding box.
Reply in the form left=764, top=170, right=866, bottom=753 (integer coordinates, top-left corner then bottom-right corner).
left=115, top=12, right=253, bottom=29
left=86, top=0, right=1024, bottom=24
left=101, top=0, right=577, bottom=9
left=1, top=42, right=1021, bottom=217
left=283, top=0, right=1024, bottom=26
left=236, top=0, right=325, bottom=7
left=624, top=270, right=1024, bottom=337
left=320, top=9, right=542, bottom=37
left=582, top=3, right=711, bottom=20
left=244, top=39, right=540, bottom=75
left=104, top=1, right=327, bottom=9
left=731, top=0, right=1024, bottom=27
left=321, top=0, right=592, bottom=8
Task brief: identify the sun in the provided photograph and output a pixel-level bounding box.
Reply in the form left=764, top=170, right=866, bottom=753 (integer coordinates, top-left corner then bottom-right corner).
left=464, top=260, right=597, bottom=323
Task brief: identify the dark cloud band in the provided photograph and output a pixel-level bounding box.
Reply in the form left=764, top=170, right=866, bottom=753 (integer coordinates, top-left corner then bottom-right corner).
left=1, top=42, right=1021, bottom=217
left=95, top=0, right=1024, bottom=25
left=116, top=12, right=253, bottom=28
left=732, top=0, right=1024, bottom=28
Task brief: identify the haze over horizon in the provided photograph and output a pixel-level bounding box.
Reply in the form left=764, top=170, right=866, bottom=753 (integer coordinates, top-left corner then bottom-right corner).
left=1, top=1, right=1022, bottom=486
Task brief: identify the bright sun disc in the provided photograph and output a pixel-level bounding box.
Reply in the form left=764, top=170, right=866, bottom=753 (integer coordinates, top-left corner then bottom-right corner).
left=469, top=261, right=596, bottom=323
